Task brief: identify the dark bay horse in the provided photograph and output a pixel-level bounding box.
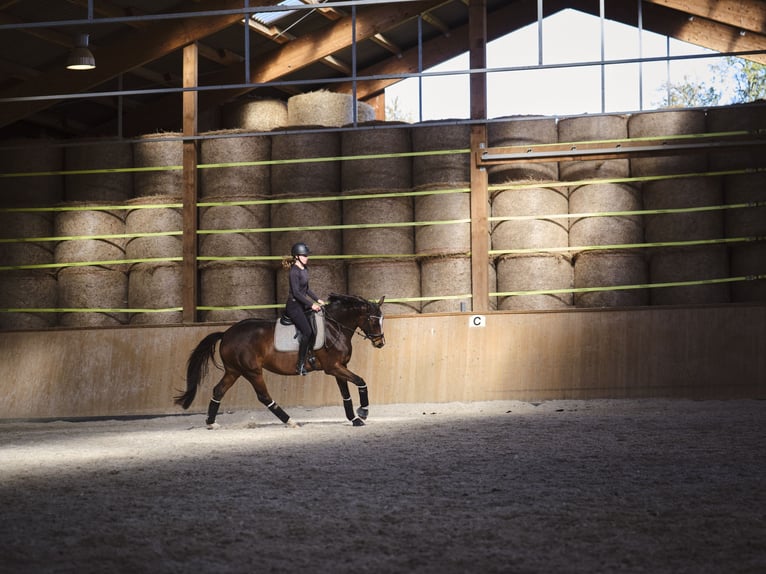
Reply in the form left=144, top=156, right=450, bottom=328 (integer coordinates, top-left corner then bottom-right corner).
left=175, top=294, right=385, bottom=429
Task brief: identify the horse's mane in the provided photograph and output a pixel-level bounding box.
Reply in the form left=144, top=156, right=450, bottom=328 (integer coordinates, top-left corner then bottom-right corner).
left=327, top=293, right=378, bottom=310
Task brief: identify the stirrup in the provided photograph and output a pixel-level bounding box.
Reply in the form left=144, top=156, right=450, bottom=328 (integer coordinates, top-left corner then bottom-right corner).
left=296, top=363, right=309, bottom=376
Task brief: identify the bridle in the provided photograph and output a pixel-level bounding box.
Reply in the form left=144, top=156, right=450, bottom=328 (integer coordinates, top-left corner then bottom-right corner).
left=323, top=304, right=385, bottom=345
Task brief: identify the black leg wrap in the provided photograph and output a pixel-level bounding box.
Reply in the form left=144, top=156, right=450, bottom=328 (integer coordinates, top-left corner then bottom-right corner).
left=268, top=401, right=291, bottom=424
left=206, top=398, right=221, bottom=425
left=358, top=384, right=369, bottom=408
left=342, top=397, right=355, bottom=421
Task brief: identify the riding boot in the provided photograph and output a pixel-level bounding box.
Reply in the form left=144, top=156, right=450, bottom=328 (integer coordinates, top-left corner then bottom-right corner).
left=296, top=335, right=310, bottom=376
left=306, top=333, right=317, bottom=369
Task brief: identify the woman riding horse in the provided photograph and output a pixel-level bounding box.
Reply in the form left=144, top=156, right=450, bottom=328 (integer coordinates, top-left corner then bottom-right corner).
left=283, top=242, right=326, bottom=375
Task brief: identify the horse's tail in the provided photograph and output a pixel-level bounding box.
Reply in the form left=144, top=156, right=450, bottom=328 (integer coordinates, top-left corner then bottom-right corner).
left=174, top=331, right=225, bottom=410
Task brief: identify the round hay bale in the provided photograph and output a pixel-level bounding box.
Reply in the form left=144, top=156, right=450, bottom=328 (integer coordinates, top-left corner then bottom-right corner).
left=0, top=139, right=63, bottom=206
left=0, top=211, right=54, bottom=267
left=0, top=270, right=57, bottom=330
left=128, top=262, right=183, bottom=324
left=411, top=122, right=471, bottom=188
left=270, top=199, right=342, bottom=260
left=133, top=132, right=183, bottom=197
left=125, top=196, right=182, bottom=260
left=649, top=245, right=730, bottom=305
left=199, top=195, right=270, bottom=258
left=57, top=267, right=127, bottom=327
left=558, top=114, right=629, bottom=181
left=275, top=260, right=346, bottom=304
left=496, top=253, right=573, bottom=310
left=347, top=259, right=421, bottom=315
left=200, top=261, right=276, bottom=322
left=569, top=183, right=643, bottom=249
left=729, top=243, right=766, bottom=302
left=707, top=102, right=766, bottom=170
left=199, top=130, right=271, bottom=199
left=487, top=117, right=559, bottom=183
left=628, top=109, right=707, bottom=176
left=270, top=128, right=340, bottom=196
left=64, top=139, right=133, bottom=202
left=222, top=98, right=288, bottom=131
left=341, top=122, right=412, bottom=191
left=421, top=255, right=472, bottom=313
left=288, top=91, right=374, bottom=127
left=415, top=187, right=470, bottom=255
left=342, top=194, right=413, bottom=255
left=491, top=187, right=568, bottom=251
left=643, top=177, right=723, bottom=242
left=573, top=250, right=648, bottom=308
left=723, top=173, right=766, bottom=238
left=54, top=204, right=126, bottom=269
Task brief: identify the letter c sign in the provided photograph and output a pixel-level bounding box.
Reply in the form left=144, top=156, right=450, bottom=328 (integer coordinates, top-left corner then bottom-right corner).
left=469, top=315, right=486, bottom=328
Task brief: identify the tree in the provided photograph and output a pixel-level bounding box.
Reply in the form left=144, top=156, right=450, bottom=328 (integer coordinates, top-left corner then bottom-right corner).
left=654, top=56, right=766, bottom=109
left=385, top=95, right=415, bottom=122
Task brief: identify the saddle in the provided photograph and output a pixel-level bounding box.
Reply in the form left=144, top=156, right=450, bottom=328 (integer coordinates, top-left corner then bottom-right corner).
left=274, top=311, right=326, bottom=352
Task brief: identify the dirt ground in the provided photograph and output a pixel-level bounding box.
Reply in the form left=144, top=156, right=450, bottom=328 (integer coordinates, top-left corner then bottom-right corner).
left=0, top=398, right=764, bottom=574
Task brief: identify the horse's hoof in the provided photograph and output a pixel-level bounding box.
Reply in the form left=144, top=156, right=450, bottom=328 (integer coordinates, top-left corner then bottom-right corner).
left=357, top=407, right=369, bottom=420
left=352, top=417, right=365, bottom=427
left=206, top=422, right=221, bottom=430
left=286, top=419, right=301, bottom=429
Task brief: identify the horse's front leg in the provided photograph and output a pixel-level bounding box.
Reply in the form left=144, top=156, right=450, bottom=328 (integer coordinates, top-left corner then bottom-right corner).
left=244, top=369, right=299, bottom=428
left=334, top=371, right=369, bottom=426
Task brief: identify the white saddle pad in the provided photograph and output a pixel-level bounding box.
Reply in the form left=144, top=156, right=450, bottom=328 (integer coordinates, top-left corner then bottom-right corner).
left=274, top=312, right=326, bottom=352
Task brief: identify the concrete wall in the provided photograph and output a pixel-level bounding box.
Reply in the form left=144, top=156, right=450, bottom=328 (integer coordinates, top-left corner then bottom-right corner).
left=1, top=304, right=764, bottom=420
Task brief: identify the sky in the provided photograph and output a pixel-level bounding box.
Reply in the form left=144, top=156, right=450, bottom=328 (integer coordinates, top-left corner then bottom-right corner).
left=386, top=9, right=723, bottom=121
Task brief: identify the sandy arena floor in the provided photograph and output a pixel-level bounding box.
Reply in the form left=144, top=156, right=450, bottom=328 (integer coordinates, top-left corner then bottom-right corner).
left=0, top=399, right=764, bottom=574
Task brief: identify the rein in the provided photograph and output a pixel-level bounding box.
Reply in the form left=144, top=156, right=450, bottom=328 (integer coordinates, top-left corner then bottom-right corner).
left=322, top=304, right=383, bottom=345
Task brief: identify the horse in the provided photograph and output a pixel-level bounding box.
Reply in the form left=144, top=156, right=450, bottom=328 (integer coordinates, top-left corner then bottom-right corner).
left=174, top=293, right=385, bottom=429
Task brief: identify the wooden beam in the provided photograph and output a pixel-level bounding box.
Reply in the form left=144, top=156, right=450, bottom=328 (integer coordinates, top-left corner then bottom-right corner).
left=182, top=43, right=199, bottom=324
left=469, top=0, right=488, bottom=313
left=120, top=0, right=446, bottom=134
left=643, top=0, right=766, bottom=35
left=333, top=0, right=562, bottom=100
left=598, top=0, right=766, bottom=65
left=0, top=0, right=281, bottom=129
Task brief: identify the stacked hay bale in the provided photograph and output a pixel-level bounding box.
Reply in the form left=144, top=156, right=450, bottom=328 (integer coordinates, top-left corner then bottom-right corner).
left=630, top=109, right=728, bottom=305
left=271, top=127, right=344, bottom=303
left=0, top=140, right=63, bottom=329
left=342, top=121, right=417, bottom=315
left=411, top=121, right=474, bottom=313
left=489, top=117, right=571, bottom=310
left=125, top=196, right=183, bottom=324
left=54, top=204, right=127, bottom=327
left=129, top=133, right=184, bottom=324
left=560, top=114, right=647, bottom=308
left=287, top=91, right=375, bottom=127
left=222, top=98, right=288, bottom=131
left=708, top=103, right=766, bottom=303
left=64, top=138, right=133, bottom=202
left=199, top=130, right=274, bottom=321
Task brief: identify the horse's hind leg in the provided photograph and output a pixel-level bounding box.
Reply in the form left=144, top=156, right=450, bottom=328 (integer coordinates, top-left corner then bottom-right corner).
left=245, top=370, right=299, bottom=428
left=206, top=370, right=239, bottom=429
left=335, top=376, right=365, bottom=427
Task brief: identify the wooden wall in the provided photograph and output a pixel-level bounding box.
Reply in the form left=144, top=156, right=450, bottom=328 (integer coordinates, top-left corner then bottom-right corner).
left=1, top=304, right=764, bottom=420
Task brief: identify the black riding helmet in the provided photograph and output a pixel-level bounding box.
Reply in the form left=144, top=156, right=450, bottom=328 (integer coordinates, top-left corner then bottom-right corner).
left=291, top=242, right=311, bottom=257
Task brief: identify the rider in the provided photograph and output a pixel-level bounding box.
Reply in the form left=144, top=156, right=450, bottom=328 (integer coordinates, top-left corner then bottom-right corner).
left=284, top=242, right=325, bottom=375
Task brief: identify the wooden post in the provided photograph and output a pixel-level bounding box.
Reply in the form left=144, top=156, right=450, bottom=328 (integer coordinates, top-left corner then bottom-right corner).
left=182, top=43, right=199, bottom=323
left=469, top=0, right=489, bottom=312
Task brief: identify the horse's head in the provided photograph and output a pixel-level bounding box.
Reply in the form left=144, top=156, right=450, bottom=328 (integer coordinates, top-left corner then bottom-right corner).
left=361, top=296, right=386, bottom=348
left=327, top=294, right=386, bottom=348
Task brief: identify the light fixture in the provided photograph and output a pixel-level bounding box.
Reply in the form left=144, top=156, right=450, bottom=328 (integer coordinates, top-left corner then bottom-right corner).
left=67, top=34, right=96, bottom=70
